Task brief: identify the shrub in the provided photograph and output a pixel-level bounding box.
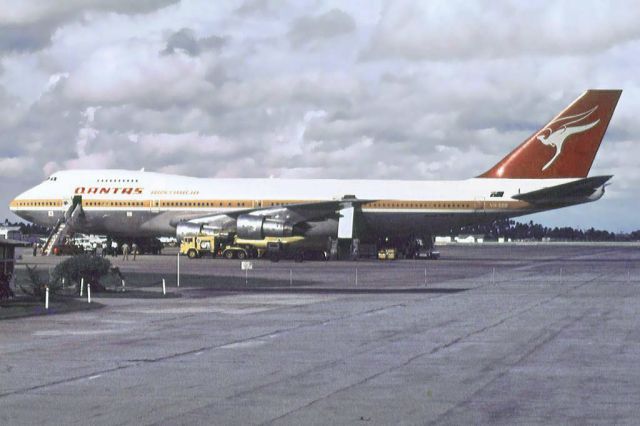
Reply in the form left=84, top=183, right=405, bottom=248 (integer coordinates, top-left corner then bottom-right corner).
left=52, top=255, right=112, bottom=293
left=18, top=265, right=62, bottom=299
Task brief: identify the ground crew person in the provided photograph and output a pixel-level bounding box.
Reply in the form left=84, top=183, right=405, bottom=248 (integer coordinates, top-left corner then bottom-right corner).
left=122, top=243, right=130, bottom=261
left=131, top=242, right=138, bottom=261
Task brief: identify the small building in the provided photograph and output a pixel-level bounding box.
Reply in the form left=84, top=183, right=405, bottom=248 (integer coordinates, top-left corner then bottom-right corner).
left=1, top=238, right=28, bottom=277
left=455, top=234, right=485, bottom=244
left=435, top=236, right=453, bottom=243
left=0, top=226, right=22, bottom=241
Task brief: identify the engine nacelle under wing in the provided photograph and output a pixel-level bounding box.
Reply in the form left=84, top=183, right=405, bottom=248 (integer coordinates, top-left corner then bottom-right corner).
left=176, top=222, right=220, bottom=240
left=237, top=215, right=293, bottom=239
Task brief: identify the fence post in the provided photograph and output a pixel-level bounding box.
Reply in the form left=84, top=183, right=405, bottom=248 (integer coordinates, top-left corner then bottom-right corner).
left=80, top=277, right=84, bottom=297
left=162, top=278, right=166, bottom=295
left=45, top=286, right=49, bottom=310
left=177, top=251, right=180, bottom=288
left=122, top=279, right=125, bottom=291
left=87, top=283, right=91, bottom=303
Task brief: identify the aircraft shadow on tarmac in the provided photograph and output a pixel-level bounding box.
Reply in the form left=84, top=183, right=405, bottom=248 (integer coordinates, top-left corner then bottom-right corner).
left=180, top=277, right=470, bottom=295
left=111, top=272, right=469, bottom=296
left=193, top=287, right=470, bottom=295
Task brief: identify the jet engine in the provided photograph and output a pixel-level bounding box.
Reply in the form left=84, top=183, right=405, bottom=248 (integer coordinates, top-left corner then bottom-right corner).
left=176, top=222, right=220, bottom=240
left=237, top=215, right=293, bottom=239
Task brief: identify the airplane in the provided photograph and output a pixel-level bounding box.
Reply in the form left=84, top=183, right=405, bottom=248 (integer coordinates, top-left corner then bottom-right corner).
left=9, top=89, right=621, bottom=257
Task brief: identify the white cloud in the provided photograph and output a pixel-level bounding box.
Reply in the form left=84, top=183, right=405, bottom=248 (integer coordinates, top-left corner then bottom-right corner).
left=0, top=0, right=178, bottom=25
left=0, top=157, right=36, bottom=176
left=0, top=0, right=179, bottom=53
left=64, top=40, right=212, bottom=105
left=288, top=9, right=356, bottom=48
left=362, top=0, right=640, bottom=61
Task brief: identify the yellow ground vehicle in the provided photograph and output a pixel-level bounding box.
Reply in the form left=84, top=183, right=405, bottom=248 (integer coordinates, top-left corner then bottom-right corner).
left=234, top=236, right=306, bottom=256
left=377, top=248, right=397, bottom=260
left=180, top=235, right=252, bottom=259
left=236, top=236, right=326, bottom=262
left=181, top=233, right=323, bottom=261
left=180, top=235, right=216, bottom=259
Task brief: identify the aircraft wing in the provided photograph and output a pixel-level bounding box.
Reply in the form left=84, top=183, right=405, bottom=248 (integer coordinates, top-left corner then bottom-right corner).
left=174, top=198, right=373, bottom=229
left=512, top=175, right=613, bottom=204
left=235, top=198, right=372, bottom=221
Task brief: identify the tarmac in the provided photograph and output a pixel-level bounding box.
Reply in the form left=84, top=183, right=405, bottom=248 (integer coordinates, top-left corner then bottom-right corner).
left=2, top=244, right=640, bottom=425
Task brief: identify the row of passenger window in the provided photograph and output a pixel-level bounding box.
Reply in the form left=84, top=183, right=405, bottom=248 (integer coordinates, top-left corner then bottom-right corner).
left=161, top=201, right=249, bottom=207
left=371, top=202, right=473, bottom=209
left=15, top=201, right=60, bottom=207
left=85, top=201, right=144, bottom=207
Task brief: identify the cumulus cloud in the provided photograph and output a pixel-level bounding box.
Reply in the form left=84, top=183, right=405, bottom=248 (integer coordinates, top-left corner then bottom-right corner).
left=64, top=39, right=213, bottom=106
left=0, top=157, right=36, bottom=177
left=0, top=0, right=179, bottom=25
left=362, top=0, right=640, bottom=61
left=0, top=0, right=179, bottom=52
left=161, top=28, right=226, bottom=57
left=288, top=8, right=356, bottom=48
left=235, top=0, right=285, bottom=17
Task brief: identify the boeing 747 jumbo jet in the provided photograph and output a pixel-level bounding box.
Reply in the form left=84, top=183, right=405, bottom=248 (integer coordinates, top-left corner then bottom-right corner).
left=10, top=90, right=621, bottom=257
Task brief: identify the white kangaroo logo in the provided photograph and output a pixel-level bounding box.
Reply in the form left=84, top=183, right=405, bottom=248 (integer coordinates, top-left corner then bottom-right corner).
left=536, top=105, right=600, bottom=171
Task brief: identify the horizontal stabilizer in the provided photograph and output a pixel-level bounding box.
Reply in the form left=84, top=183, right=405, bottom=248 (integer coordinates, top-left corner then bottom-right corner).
left=512, top=175, right=612, bottom=204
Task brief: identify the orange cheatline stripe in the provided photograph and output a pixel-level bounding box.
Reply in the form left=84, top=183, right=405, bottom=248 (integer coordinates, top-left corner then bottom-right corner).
left=11, top=198, right=531, bottom=211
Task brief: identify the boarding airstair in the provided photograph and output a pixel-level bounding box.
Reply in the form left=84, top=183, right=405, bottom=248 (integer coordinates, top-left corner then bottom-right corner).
left=42, top=219, right=69, bottom=256
left=42, top=196, right=84, bottom=256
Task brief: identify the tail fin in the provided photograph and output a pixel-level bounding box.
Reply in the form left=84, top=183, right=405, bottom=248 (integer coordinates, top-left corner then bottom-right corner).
left=479, top=90, right=621, bottom=179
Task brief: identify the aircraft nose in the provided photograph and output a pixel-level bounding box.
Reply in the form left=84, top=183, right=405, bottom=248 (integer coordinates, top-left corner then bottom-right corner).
left=9, top=190, right=30, bottom=219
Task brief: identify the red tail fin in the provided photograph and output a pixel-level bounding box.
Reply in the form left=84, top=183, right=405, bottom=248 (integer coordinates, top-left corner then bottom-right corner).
left=479, top=90, right=621, bottom=179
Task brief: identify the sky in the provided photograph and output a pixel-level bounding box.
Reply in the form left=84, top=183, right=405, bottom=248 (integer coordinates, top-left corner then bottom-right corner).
left=0, top=0, right=639, bottom=231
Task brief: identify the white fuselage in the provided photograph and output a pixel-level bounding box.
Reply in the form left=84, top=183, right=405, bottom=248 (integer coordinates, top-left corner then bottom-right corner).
left=10, top=169, right=580, bottom=239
